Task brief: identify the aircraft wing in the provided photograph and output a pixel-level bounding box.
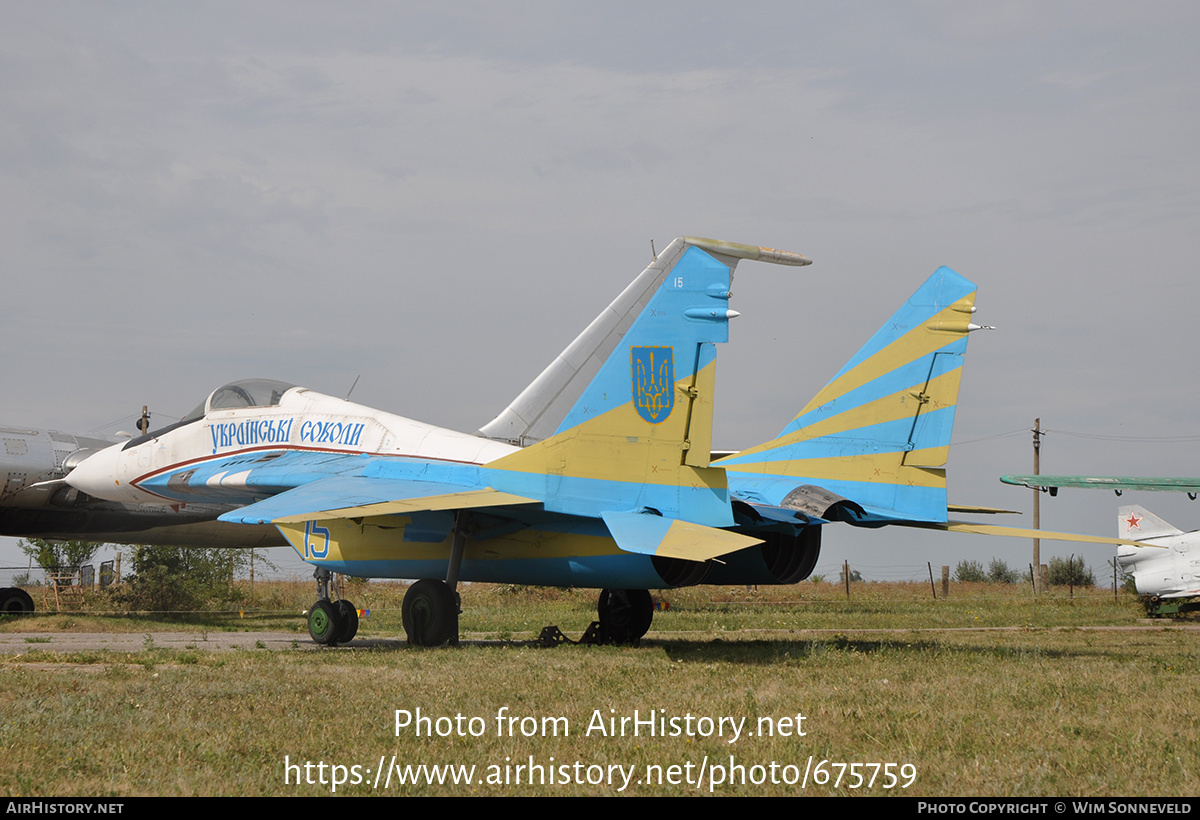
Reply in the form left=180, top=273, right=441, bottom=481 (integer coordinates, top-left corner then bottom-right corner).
left=218, top=475, right=539, bottom=525
left=1001, top=475, right=1200, bottom=493
left=222, top=476, right=759, bottom=562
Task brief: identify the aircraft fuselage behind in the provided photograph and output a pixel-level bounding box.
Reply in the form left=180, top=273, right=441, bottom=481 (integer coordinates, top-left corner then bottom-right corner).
left=1117, top=505, right=1200, bottom=602
left=0, top=425, right=280, bottom=547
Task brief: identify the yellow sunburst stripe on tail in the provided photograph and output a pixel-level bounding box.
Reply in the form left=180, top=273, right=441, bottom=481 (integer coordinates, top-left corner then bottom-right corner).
left=487, top=362, right=724, bottom=488
left=726, top=449, right=948, bottom=488
left=794, top=293, right=976, bottom=420
left=725, top=368, right=963, bottom=463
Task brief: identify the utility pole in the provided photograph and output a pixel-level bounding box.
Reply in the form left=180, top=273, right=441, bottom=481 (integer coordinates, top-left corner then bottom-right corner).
left=1032, top=418, right=1045, bottom=593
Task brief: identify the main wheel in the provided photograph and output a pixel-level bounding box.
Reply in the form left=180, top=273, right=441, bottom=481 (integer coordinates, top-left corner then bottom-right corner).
left=308, top=600, right=340, bottom=646
left=402, top=580, right=458, bottom=647
left=335, top=600, right=359, bottom=643
left=0, top=588, right=35, bottom=614
left=597, top=589, right=653, bottom=644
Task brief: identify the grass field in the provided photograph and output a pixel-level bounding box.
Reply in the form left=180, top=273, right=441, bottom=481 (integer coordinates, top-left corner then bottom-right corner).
left=1, top=581, right=1196, bottom=797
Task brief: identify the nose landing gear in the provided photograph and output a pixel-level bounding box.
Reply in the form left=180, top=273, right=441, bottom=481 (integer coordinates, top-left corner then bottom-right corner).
left=307, top=567, right=359, bottom=647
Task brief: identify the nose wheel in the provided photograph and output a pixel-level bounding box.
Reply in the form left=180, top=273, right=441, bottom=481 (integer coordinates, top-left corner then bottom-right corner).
left=307, top=567, right=359, bottom=646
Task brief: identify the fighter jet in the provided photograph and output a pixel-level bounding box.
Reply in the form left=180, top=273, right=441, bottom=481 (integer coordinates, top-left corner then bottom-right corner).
left=33, top=237, right=1130, bottom=643
left=1116, top=505, right=1200, bottom=616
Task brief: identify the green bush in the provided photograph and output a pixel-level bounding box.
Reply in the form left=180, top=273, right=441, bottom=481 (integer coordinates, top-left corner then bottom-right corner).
left=1047, top=556, right=1095, bottom=587
left=117, top=545, right=249, bottom=612
left=987, top=558, right=1020, bottom=584
left=954, top=560, right=986, bottom=583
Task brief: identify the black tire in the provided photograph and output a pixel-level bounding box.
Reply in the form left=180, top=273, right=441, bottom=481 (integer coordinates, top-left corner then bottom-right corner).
left=308, top=600, right=340, bottom=646
left=402, top=580, right=458, bottom=647
left=0, top=588, right=35, bottom=615
left=335, top=600, right=359, bottom=643
left=597, top=588, right=653, bottom=644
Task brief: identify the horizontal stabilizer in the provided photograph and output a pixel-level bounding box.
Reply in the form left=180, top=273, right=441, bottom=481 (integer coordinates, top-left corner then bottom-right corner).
left=947, top=504, right=1020, bottom=515
left=218, top=475, right=537, bottom=525
left=904, top=520, right=1148, bottom=548
left=601, top=510, right=763, bottom=562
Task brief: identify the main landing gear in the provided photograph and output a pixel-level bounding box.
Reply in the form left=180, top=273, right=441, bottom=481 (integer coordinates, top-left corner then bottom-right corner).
left=396, top=584, right=655, bottom=647
left=399, top=511, right=467, bottom=647
left=307, top=567, right=359, bottom=647
left=402, top=579, right=459, bottom=647
left=596, top=588, right=654, bottom=645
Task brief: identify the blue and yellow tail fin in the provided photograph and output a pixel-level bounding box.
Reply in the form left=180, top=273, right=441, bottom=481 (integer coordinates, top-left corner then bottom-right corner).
left=718, top=266, right=980, bottom=524
left=485, top=237, right=809, bottom=558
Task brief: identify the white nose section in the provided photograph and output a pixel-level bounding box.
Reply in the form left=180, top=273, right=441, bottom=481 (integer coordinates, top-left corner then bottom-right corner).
left=65, top=442, right=143, bottom=503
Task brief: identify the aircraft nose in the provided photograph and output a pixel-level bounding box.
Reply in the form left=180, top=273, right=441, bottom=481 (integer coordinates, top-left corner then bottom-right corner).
left=64, top=443, right=131, bottom=502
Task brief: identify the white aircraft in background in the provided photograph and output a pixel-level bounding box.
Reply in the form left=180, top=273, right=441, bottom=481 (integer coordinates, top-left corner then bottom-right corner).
left=1117, top=505, right=1200, bottom=617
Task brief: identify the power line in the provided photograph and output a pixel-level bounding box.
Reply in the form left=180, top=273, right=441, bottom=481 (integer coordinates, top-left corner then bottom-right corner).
left=1046, top=428, right=1200, bottom=444
left=949, top=428, right=1029, bottom=447
left=949, top=427, right=1200, bottom=448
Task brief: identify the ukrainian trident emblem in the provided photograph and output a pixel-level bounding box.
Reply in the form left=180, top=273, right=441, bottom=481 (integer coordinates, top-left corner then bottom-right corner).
left=631, top=346, right=674, bottom=424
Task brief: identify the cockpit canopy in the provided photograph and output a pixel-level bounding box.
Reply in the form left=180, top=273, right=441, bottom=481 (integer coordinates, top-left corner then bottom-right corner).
left=207, top=379, right=296, bottom=414
left=180, top=379, right=298, bottom=424
left=124, top=380, right=300, bottom=449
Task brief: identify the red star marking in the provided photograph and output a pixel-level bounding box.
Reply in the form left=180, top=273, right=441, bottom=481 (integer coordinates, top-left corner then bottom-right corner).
left=1125, top=513, right=1142, bottom=530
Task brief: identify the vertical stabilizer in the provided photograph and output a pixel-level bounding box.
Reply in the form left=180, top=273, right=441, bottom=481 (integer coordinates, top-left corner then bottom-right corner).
left=478, top=237, right=809, bottom=446
left=486, top=237, right=809, bottom=535
left=718, top=266, right=979, bottom=524
left=1118, top=505, right=1183, bottom=541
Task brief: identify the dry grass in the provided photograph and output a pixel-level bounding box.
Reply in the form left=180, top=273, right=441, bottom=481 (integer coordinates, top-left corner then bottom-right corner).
left=0, top=578, right=1141, bottom=636
left=1, top=581, right=1195, bottom=797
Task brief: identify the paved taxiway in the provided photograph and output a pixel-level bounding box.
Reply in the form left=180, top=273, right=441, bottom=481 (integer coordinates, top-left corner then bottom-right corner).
left=1, top=623, right=1197, bottom=654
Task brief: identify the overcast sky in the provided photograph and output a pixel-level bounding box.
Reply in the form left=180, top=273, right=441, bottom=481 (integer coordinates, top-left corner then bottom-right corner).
left=4, top=2, right=1200, bottom=582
